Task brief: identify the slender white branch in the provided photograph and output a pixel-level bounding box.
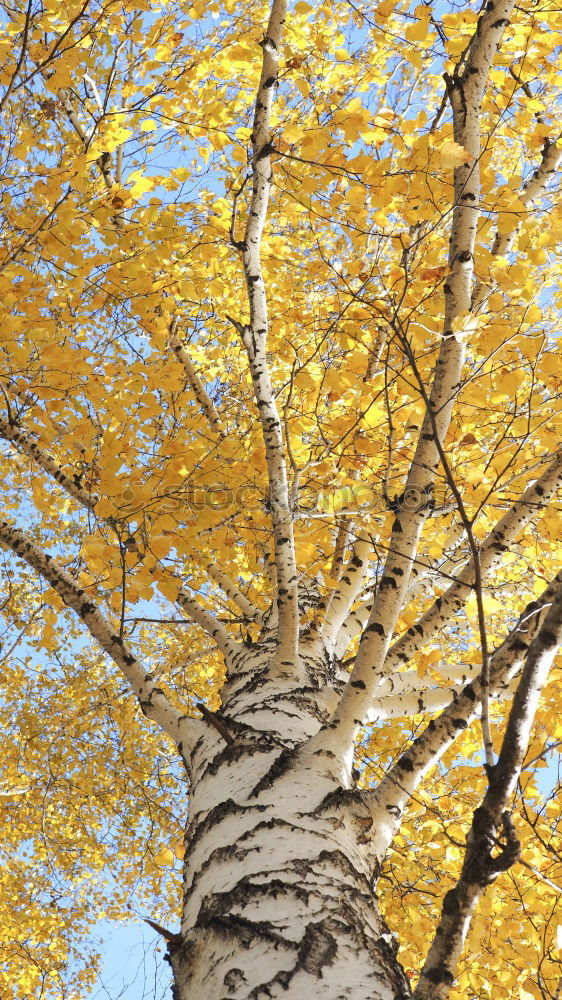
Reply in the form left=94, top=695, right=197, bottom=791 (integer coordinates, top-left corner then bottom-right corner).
left=57, top=87, right=116, bottom=190
left=319, top=532, right=372, bottom=647
left=235, top=0, right=298, bottom=668
left=364, top=569, right=562, bottom=861
left=403, top=520, right=467, bottom=603
left=174, top=584, right=239, bottom=663
left=472, top=136, right=562, bottom=313
left=205, top=562, right=265, bottom=624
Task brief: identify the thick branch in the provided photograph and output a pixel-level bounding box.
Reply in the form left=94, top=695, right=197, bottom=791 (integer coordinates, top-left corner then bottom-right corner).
left=0, top=415, right=97, bottom=511
left=414, top=581, right=562, bottom=1000
left=0, top=520, right=202, bottom=754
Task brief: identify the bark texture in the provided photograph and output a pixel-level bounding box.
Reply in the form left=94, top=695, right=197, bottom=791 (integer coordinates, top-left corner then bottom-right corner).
left=167, top=640, right=412, bottom=1000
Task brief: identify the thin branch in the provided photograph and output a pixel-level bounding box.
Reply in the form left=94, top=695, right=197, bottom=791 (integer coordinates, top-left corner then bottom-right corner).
left=364, top=570, right=562, bottom=862
left=398, top=333, right=494, bottom=766
left=0, top=0, right=32, bottom=112
left=384, top=447, right=562, bottom=677
left=472, top=135, right=562, bottom=313
left=330, top=518, right=352, bottom=581
left=168, top=317, right=225, bottom=438
left=229, top=173, right=249, bottom=250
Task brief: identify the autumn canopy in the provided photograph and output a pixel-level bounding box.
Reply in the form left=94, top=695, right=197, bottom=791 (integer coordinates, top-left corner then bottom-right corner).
left=0, top=0, right=561, bottom=997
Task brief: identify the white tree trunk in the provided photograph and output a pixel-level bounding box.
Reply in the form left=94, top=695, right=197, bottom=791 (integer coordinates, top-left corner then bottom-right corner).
left=167, top=640, right=412, bottom=1000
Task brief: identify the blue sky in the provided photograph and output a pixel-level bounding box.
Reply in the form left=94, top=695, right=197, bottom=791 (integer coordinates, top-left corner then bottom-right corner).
left=88, top=920, right=171, bottom=1000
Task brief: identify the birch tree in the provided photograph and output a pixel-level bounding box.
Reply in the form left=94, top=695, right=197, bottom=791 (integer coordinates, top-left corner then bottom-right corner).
left=0, top=0, right=561, bottom=998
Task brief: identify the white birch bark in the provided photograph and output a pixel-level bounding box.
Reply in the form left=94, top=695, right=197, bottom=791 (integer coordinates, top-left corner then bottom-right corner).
left=165, top=568, right=562, bottom=1000
left=167, top=631, right=414, bottom=1000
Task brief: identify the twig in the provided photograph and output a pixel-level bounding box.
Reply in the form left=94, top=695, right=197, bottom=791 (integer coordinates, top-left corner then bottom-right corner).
left=196, top=701, right=236, bottom=746
left=144, top=917, right=180, bottom=943
left=229, top=174, right=249, bottom=250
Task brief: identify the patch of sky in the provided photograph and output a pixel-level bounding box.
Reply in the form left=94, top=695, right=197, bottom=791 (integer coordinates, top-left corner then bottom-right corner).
left=87, top=918, right=172, bottom=1000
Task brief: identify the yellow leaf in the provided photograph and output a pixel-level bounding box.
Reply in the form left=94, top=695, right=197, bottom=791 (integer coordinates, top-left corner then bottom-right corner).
left=174, top=842, right=186, bottom=861
left=434, top=141, right=475, bottom=169
left=128, top=170, right=155, bottom=199
left=153, top=848, right=175, bottom=867
left=150, top=535, right=173, bottom=559
left=376, top=0, right=396, bottom=17
left=466, top=592, right=501, bottom=624
left=156, top=577, right=181, bottom=602
left=405, top=17, right=430, bottom=41
left=451, top=310, right=481, bottom=342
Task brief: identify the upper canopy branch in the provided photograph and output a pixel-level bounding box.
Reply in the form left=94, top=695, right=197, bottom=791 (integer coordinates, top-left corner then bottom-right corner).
left=472, top=135, right=562, bottom=313
left=304, top=0, right=517, bottom=763
left=167, top=317, right=226, bottom=439
left=58, top=83, right=224, bottom=437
